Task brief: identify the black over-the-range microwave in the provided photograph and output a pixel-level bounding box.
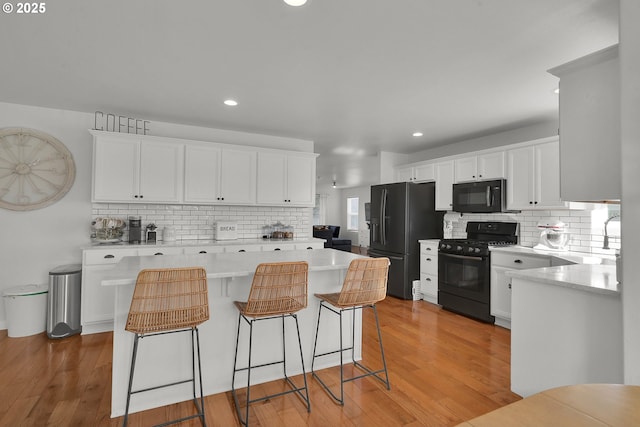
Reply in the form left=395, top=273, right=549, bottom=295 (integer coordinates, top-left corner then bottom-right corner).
left=452, top=179, right=507, bottom=213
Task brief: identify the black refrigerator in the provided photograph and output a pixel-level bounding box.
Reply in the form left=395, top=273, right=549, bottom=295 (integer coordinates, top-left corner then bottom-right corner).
left=368, top=182, right=444, bottom=299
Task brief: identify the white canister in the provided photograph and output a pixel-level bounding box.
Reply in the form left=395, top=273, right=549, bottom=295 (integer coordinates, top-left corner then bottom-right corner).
left=163, top=226, right=176, bottom=242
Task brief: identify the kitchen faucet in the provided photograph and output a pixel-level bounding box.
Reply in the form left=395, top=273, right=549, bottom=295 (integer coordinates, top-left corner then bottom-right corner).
left=603, top=214, right=620, bottom=250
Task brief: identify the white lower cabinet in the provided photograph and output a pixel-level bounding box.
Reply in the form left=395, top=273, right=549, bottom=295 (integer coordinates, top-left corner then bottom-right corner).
left=136, top=247, right=184, bottom=257
left=419, top=240, right=439, bottom=304
left=81, top=248, right=138, bottom=334
left=183, top=246, right=225, bottom=255
left=490, top=251, right=551, bottom=329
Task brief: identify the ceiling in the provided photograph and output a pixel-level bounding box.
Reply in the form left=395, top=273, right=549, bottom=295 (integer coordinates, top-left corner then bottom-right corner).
left=0, top=0, right=619, bottom=191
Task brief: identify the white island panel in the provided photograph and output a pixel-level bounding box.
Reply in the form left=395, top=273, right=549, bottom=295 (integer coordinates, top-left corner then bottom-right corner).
left=104, top=249, right=368, bottom=417
left=510, top=269, right=622, bottom=398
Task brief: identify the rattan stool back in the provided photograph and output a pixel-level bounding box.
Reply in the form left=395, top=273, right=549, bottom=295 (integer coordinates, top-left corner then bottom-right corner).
left=336, top=257, right=389, bottom=307
left=126, top=267, right=209, bottom=335
left=236, top=261, right=308, bottom=318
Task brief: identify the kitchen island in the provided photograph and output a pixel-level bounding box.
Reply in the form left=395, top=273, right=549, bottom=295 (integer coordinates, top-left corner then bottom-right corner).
left=102, top=248, right=367, bottom=418
left=508, top=262, right=622, bottom=397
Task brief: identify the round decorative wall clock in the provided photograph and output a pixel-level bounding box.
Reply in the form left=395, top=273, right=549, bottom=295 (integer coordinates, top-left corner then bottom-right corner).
left=0, top=127, right=76, bottom=211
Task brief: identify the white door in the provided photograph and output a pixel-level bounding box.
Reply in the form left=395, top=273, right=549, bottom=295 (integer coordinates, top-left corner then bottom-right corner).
left=184, top=145, right=221, bottom=203
left=139, top=141, right=183, bottom=202
left=490, top=266, right=513, bottom=320
left=219, top=149, right=257, bottom=204
left=477, top=151, right=505, bottom=180
left=286, top=154, right=315, bottom=205
left=454, top=156, right=477, bottom=182
left=413, top=163, right=435, bottom=182
left=256, top=152, right=286, bottom=204
left=395, top=166, right=413, bottom=182
left=506, top=146, right=534, bottom=210
left=92, top=137, right=139, bottom=202
left=535, top=140, right=564, bottom=208
left=435, top=160, right=454, bottom=211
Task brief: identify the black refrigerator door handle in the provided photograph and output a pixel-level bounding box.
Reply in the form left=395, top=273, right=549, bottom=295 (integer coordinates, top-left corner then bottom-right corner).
left=381, top=188, right=387, bottom=246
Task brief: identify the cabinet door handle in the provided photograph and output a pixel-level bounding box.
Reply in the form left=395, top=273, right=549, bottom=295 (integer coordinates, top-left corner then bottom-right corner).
left=139, top=195, right=143, bottom=199
left=199, top=250, right=207, bottom=254
left=154, top=252, right=163, bottom=256
left=306, top=247, right=313, bottom=250
left=425, top=277, right=431, bottom=281
left=238, top=249, right=246, bottom=252
left=426, top=258, right=432, bottom=262
left=104, top=254, right=115, bottom=259
left=426, top=247, right=432, bottom=251
left=514, top=259, right=523, bottom=264
left=134, top=195, right=139, bottom=198
left=274, top=248, right=281, bottom=251
left=508, top=282, right=512, bottom=289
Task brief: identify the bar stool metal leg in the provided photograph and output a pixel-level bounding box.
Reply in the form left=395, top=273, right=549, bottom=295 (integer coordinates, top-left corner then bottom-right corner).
left=123, top=334, right=140, bottom=427
left=123, top=328, right=207, bottom=427
left=232, top=313, right=310, bottom=426
left=312, top=303, right=391, bottom=405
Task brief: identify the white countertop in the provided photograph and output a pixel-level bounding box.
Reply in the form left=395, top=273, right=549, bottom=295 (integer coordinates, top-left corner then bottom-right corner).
left=418, top=239, right=441, bottom=244
left=505, top=258, right=619, bottom=296
left=491, top=245, right=616, bottom=265
left=102, top=248, right=367, bottom=286
left=84, top=237, right=324, bottom=250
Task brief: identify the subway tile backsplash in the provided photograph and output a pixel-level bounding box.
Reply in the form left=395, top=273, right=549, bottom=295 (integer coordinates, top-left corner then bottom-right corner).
left=92, top=204, right=313, bottom=241
left=447, top=204, right=621, bottom=255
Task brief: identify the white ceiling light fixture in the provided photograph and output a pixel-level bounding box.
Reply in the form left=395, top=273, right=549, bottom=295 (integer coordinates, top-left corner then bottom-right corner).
left=412, top=132, right=423, bottom=137
left=284, top=0, right=307, bottom=6
left=224, top=99, right=238, bottom=106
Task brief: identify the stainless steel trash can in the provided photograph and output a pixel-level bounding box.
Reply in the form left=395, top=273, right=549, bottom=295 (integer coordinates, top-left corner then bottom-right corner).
left=47, top=264, right=82, bottom=339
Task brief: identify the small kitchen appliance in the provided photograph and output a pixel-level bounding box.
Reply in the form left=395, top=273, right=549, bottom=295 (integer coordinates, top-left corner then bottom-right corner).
left=146, top=223, right=157, bottom=243
left=534, top=220, right=570, bottom=251
left=128, top=216, right=142, bottom=244
left=452, top=179, right=507, bottom=213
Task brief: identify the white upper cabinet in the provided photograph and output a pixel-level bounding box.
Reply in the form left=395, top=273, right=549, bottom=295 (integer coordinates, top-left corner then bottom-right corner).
left=139, top=141, right=184, bottom=202
left=219, top=148, right=257, bottom=204
left=184, top=144, right=221, bottom=203
left=257, top=151, right=317, bottom=206
left=435, top=160, right=454, bottom=211
left=454, top=152, right=505, bottom=183
left=507, top=138, right=565, bottom=210
left=396, top=163, right=435, bottom=183
left=93, top=134, right=183, bottom=203
left=92, top=130, right=314, bottom=207
left=548, top=45, right=620, bottom=202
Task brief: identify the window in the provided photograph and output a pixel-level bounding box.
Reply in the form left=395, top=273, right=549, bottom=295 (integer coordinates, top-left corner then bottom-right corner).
left=347, top=197, right=359, bottom=231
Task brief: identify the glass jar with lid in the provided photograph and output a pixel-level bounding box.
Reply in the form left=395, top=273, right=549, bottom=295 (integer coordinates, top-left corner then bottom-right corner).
left=283, top=225, right=294, bottom=240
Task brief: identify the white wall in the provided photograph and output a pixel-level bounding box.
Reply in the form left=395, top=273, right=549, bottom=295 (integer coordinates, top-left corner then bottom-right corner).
left=411, top=120, right=559, bottom=161
left=620, top=0, right=640, bottom=384
left=0, top=102, right=313, bottom=329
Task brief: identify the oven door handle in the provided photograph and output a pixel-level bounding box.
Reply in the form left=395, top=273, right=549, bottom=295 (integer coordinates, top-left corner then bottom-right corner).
left=440, top=252, right=485, bottom=261
left=486, top=186, right=491, bottom=207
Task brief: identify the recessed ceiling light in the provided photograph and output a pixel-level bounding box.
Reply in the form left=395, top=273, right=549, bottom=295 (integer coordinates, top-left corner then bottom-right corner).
left=413, top=132, right=423, bottom=137
left=284, top=0, right=307, bottom=5
left=224, top=99, right=238, bottom=106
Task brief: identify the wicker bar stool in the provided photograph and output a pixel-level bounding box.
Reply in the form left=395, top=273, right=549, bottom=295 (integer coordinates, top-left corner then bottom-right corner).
left=123, top=267, right=209, bottom=427
left=231, top=261, right=310, bottom=426
left=311, top=257, right=391, bottom=405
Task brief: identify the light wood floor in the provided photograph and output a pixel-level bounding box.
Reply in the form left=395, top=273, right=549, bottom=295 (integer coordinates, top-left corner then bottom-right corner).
left=0, top=297, right=520, bottom=427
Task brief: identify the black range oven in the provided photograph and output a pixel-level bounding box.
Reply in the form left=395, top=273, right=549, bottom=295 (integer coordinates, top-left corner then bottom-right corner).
left=438, top=221, right=518, bottom=323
